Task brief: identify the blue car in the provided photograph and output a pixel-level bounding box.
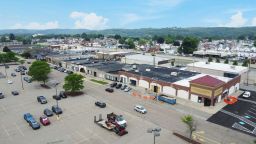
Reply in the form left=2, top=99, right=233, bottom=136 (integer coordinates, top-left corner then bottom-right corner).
left=24, top=113, right=35, bottom=123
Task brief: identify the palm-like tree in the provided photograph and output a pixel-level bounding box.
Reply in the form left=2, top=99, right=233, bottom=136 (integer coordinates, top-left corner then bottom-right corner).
left=181, top=115, right=196, bottom=139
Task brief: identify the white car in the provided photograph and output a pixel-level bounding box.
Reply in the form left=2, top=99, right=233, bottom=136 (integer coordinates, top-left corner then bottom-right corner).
left=134, top=105, right=147, bottom=114
left=242, top=91, right=251, bottom=98
left=115, top=115, right=127, bottom=127
left=7, top=80, right=13, bottom=84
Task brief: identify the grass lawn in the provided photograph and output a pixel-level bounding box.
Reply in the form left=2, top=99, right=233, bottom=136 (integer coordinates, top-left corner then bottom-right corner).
left=90, top=79, right=108, bottom=85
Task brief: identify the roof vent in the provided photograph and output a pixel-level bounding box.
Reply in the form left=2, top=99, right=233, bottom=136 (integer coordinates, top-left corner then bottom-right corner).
left=146, top=69, right=151, bottom=72
left=171, top=72, right=178, bottom=76
left=230, top=65, right=236, bottom=69
left=135, top=70, right=139, bottom=72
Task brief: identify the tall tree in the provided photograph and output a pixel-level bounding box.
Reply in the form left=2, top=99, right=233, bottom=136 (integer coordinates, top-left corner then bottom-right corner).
left=126, top=38, right=135, bottom=49
left=181, top=115, right=196, bottom=139
left=3, top=46, right=11, bottom=52
left=9, top=33, right=15, bottom=41
left=208, top=57, right=213, bottom=62
left=233, top=60, right=238, bottom=66
left=114, top=34, right=121, bottom=40
left=138, top=38, right=147, bottom=46
left=63, top=74, right=84, bottom=93
left=28, top=61, right=51, bottom=85
left=156, top=37, right=165, bottom=44
left=165, top=36, right=174, bottom=44
left=173, top=41, right=180, bottom=46
left=224, top=59, right=229, bottom=64
left=179, top=37, right=199, bottom=54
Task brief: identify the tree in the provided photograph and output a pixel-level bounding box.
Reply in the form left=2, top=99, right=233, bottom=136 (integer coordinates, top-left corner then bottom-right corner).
left=216, top=58, right=220, bottom=63
left=165, top=36, right=174, bottom=44
left=0, top=36, right=7, bottom=42
left=254, top=40, right=256, bottom=47
left=233, top=60, right=238, bottom=66
left=181, top=115, right=196, bottom=139
left=224, top=59, right=229, bottom=64
left=63, top=74, right=84, bottom=93
left=0, top=52, right=18, bottom=63
left=138, top=38, right=147, bottom=46
left=156, top=37, right=165, bottom=44
left=208, top=57, right=213, bottom=62
left=21, top=52, right=32, bottom=59
left=3, top=46, right=11, bottom=52
left=180, top=37, right=199, bottom=54
left=114, top=34, right=121, bottom=40
left=28, top=61, right=51, bottom=85
left=119, top=38, right=125, bottom=44
left=242, top=59, right=249, bottom=67
left=173, top=41, right=180, bottom=46
left=9, top=33, right=15, bottom=41
left=126, top=38, right=135, bottom=49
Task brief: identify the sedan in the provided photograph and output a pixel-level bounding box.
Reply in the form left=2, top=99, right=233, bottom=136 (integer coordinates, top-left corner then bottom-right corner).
left=59, top=91, right=67, bottom=98
left=52, top=105, right=63, bottom=115
left=121, top=85, right=127, bottom=90
left=40, top=115, right=51, bottom=126
left=110, top=82, right=117, bottom=87
left=37, top=96, right=47, bottom=104
left=124, top=87, right=131, bottom=92
left=11, top=73, right=16, bottom=77
left=53, top=95, right=61, bottom=100
left=0, top=93, right=4, bottom=99
left=29, top=120, right=40, bottom=130
left=134, top=105, right=147, bottom=114
left=7, top=80, right=13, bottom=84
left=11, top=91, right=19, bottom=96
left=116, top=83, right=122, bottom=89
left=44, top=108, right=54, bottom=117
left=105, top=88, right=114, bottom=93
left=95, top=101, right=106, bottom=108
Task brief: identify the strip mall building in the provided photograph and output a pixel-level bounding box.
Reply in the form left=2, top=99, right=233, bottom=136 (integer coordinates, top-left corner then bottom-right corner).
left=119, top=63, right=247, bottom=106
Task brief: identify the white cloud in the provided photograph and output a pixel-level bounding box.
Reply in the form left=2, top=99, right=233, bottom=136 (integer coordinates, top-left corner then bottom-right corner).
left=13, top=21, right=59, bottom=29
left=148, top=0, right=183, bottom=7
left=70, top=11, right=108, bottom=30
left=252, top=17, right=256, bottom=26
left=221, top=11, right=247, bottom=27
left=121, top=13, right=141, bottom=25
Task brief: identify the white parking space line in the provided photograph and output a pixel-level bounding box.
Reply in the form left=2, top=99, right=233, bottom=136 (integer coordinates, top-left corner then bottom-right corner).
left=250, top=107, right=256, bottom=112
left=14, top=122, right=25, bottom=136
left=248, top=110, right=256, bottom=116
left=1, top=124, right=12, bottom=140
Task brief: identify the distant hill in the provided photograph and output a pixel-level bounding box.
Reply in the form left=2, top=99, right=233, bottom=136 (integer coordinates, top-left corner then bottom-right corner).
left=1, top=27, right=256, bottom=38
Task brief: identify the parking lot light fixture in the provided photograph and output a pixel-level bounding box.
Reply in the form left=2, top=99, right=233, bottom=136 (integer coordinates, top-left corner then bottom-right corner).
left=147, top=128, right=161, bottom=144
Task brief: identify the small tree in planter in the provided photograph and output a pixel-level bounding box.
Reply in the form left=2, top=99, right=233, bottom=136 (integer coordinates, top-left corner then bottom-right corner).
left=181, top=115, right=197, bottom=139
left=63, top=73, right=84, bottom=96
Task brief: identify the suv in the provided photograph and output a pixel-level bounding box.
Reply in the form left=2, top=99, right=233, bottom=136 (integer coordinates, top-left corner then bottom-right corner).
left=11, top=73, right=16, bottom=77
left=44, top=108, right=54, bottom=117
left=110, top=82, right=117, bottom=88
left=116, top=83, right=122, bottom=89
left=53, top=95, right=61, bottom=100
left=52, top=105, right=63, bottom=114
left=23, top=77, right=32, bottom=83
left=59, top=91, right=67, bottom=98
left=37, top=96, right=47, bottom=104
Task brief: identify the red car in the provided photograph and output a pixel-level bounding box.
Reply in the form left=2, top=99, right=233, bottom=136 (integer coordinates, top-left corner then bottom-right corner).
left=40, top=115, right=51, bottom=126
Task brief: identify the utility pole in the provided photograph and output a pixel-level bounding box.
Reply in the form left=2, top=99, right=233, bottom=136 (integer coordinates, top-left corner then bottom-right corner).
left=20, top=71, right=24, bottom=90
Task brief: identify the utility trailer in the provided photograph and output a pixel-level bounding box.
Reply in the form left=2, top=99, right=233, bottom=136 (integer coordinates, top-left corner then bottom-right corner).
left=94, top=114, right=128, bottom=136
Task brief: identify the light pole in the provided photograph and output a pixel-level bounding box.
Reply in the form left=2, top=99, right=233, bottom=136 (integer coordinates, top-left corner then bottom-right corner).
left=147, top=128, right=161, bottom=144
left=20, top=71, right=24, bottom=90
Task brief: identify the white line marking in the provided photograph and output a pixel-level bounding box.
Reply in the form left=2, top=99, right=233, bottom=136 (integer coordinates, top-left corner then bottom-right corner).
left=1, top=124, right=12, bottom=140
left=14, top=122, right=24, bottom=136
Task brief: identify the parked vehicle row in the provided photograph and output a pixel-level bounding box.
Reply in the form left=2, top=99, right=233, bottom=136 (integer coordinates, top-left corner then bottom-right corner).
left=109, top=82, right=132, bottom=92
left=52, top=65, right=73, bottom=74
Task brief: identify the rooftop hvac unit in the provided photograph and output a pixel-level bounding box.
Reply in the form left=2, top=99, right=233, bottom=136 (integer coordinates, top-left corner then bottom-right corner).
left=146, top=69, right=151, bottom=72
left=132, top=65, right=137, bottom=69
left=171, top=72, right=178, bottom=76
left=230, top=65, right=236, bottom=69
left=135, top=70, right=139, bottom=72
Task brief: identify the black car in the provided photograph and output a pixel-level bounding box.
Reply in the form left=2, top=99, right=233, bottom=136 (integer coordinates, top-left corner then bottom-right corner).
left=121, top=85, right=127, bottom=90
left=11, top=91, right=19, bottom=96
left=95, top=101, right=106, bottom=108
left=105, top=88, right=114, bottom=93
left=29, top=120, right=40, bottom=130
left=11, top=73, right=16, bottom=77
left=20, top=71, right=25, bottom=75
left=116, top=83, right=122, bottom=89
left=59, top=91, right=67, bottom=98
left=110, top=82, right=117, bottom=88
left=0, top=92, right=4, bottom=99
left=53, top=95, right=61, bottom=100
left=15, top=68, right=21, bottom=72
left=44, top=108, right=54, bottom=117
left=37, top=96, right=47, bottom=104
left=52, top=105, right=62, bottom=114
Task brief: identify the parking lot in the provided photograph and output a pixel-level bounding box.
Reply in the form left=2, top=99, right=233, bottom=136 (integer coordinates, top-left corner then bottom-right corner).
left=0, top=64, right=185, bottom=144
left=207, top=90, right=256, bottom=137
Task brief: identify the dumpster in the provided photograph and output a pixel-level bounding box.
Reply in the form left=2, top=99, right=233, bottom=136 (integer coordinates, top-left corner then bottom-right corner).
left=157, top=95, right=176, bottom=105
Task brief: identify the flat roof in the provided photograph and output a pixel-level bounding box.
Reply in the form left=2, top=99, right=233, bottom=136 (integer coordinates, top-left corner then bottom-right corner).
left=187, top=62, right=248, bottom=74
left=86, top=61, right=125, bottom=73
left=125, top=54, right=169, bottom=62
left=125, top=64, right=199, bottom=83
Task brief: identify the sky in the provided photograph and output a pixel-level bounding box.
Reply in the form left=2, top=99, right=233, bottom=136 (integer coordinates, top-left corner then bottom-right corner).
left=0, top=0, right=256, bottom=30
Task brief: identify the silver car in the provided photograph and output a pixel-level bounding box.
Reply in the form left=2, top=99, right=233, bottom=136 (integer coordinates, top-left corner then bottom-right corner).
left=134, top=105, right=147, bottom=114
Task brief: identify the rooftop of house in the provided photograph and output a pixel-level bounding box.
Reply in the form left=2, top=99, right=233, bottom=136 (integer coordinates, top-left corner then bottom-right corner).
left=187, top=62, right=248, bottom=74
